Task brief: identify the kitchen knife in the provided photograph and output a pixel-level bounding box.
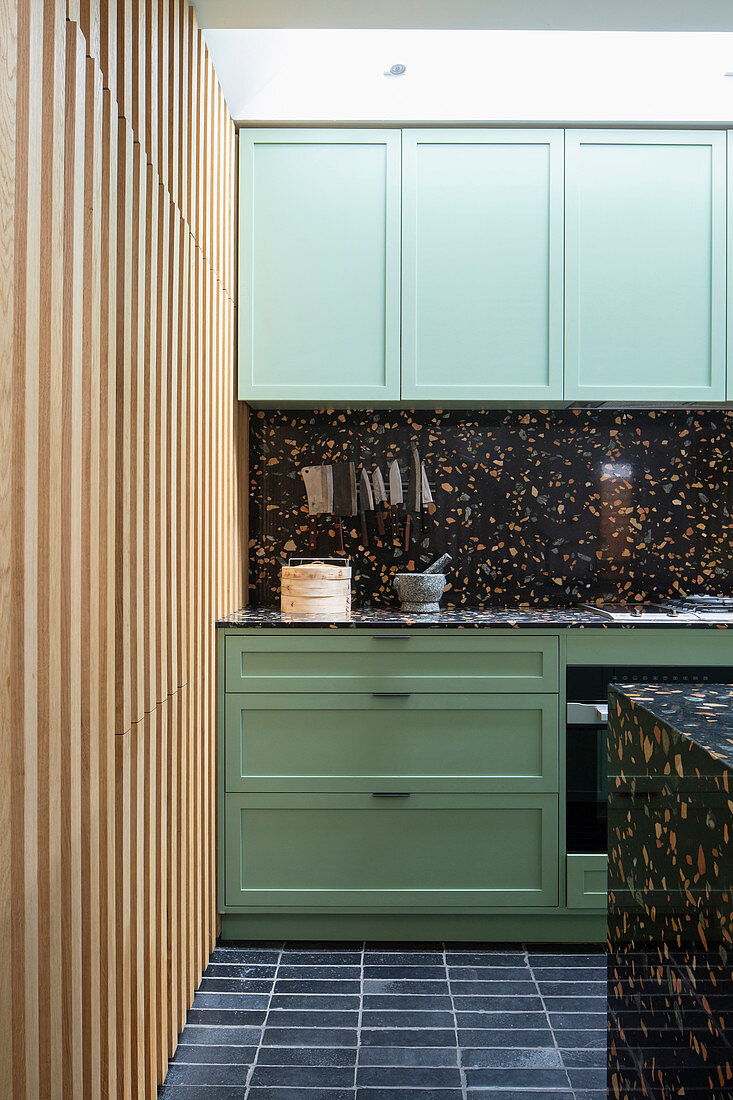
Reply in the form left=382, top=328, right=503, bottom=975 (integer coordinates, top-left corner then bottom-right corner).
left=421, top=463, right=436, bottom=515
left=301, top=464, right=332, bottom=550
left=388, top=460, right=403, bottom=544
left=332, top=461, right=357, bottom=555
left=404, top=446, right=421, bottom=552
left=371, top=467, right=387, bottom=537
left=358, top=467, right=374, bottom=548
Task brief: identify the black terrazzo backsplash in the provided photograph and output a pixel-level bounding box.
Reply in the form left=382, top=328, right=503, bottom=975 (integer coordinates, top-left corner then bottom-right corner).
left=248, top=408, right=733, bottom=608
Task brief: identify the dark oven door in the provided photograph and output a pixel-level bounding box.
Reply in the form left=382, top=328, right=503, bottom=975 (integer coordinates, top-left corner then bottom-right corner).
left=566, top=702, right=608, bottom=854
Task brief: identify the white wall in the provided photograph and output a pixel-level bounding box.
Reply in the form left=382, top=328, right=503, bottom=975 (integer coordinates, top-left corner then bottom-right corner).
left=204, top=29, right=733, bottom=123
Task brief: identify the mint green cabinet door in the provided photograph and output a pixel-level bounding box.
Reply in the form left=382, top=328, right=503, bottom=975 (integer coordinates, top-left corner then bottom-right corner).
left=238, top=129, right=401, bottom=403
left=224, top=793, right=558, bottom=909
left=224, top=693, right=560, bottom=793
left=401, top=129, right=564, bottom=402
left=565, top=130, right=727, bottom=401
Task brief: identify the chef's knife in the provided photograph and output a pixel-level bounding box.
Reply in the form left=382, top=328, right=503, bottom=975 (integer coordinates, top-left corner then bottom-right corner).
left=358, top=467, right=374, bottom=548
left=421, top=463, right=436, bottom=515
left=404, top=445, right=421, bottom=551
left=371, top=467, right=387, bottom=537
left=388, top=460, right=403, bottom=544
left=332, top=461, right=357, bottom=555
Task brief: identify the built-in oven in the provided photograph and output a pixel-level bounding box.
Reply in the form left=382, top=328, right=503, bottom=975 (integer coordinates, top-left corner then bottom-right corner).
left=566, top=665, right=733, bottom=855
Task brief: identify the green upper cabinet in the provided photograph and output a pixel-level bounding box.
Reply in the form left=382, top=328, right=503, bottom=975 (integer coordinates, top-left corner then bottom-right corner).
left=565, top=130, right=727, bottom=402
left=238, top=129, right=401, bottom=403
left=401, top=129, right=564, bottom=402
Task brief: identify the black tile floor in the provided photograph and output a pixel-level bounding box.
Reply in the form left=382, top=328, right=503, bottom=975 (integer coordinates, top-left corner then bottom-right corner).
left=159, top=942, right=606, bottom=1099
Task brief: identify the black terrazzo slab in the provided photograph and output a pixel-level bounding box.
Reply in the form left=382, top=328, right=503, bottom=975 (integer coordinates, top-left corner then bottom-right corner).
left=608, top=686, right=733, bottom=1099
left=610, top=682, right=733, bottom=770
left=247, top=407, right=733, bottom=609
left=216, top=605, right=732, bottom=628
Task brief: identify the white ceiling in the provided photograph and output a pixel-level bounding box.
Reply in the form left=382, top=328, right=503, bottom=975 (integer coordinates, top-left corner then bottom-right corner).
left=201, top=29, right=733, bottom=123
left=191, top=0, right=733, bottom=31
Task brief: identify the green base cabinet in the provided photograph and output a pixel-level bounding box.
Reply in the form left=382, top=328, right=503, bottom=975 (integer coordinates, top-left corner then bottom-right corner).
left=218, top=628, right=580, bottom=940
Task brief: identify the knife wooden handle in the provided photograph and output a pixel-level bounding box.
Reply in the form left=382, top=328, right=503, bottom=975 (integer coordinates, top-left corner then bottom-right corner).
left=375, top=506, right=385, bottom=537
left=336, top=518, right=345, bottom=555
left=309, top=516, right=317, bottom=551
left=404, top=514, right=411, bottom=552
left=391, top=506, right=400, bottom=545
left=360, top=512, right=369, bottom=548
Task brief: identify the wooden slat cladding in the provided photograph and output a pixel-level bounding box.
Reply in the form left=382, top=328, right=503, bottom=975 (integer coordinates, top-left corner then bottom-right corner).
left=0, top=1, right=244, bottom=1097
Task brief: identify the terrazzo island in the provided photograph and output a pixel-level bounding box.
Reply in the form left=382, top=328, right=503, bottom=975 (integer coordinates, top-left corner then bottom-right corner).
left=608, top=683, right=733, bottom=1099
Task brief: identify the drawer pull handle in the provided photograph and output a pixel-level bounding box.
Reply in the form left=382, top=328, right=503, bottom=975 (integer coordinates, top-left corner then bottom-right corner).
left=372, top=792, right=411, bottom=798
left=372, top=693, right=411, bottom=698
left=372, top=634, right=411, bottom=640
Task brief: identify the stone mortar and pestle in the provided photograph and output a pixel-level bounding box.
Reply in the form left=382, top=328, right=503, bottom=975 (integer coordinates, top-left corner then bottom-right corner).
left=393, top=554, right=452, bottom=614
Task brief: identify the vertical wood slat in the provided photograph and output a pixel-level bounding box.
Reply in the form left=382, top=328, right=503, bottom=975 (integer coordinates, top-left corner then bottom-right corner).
left=40, top=3, right=68, bottom=1096
left=0, top=5, right=17, bottom=1099
left=81, top=50, right=103, bottom=1100
left=1, top=1, right=242, bottom=1097
left=99, top=85, right=118, bottom=1099
left=61, top=22, right=85, bottom=1099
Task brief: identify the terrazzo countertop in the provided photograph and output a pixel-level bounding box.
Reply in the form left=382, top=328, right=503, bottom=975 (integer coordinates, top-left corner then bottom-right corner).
left=215, top=606, right=730, bottom=629
left=610, top=683, right=733, bottom=770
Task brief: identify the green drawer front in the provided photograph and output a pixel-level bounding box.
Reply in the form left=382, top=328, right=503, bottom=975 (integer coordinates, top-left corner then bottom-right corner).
left=224, top=633, right=559, bottom=694
left=224, top=693, right=559, bottom=792
left=566, top=854, right=607, bottom=910
left=224, top=793, right=559, bottom=909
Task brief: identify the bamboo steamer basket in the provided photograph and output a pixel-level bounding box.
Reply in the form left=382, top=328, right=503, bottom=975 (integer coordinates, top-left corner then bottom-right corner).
left=280, top=558, right=351, bottom=618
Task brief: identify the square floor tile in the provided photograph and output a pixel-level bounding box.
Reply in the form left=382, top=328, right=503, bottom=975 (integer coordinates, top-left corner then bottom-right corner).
left=458, top=1031, right=555, bottom=1051
left=361, top=1010, right=455, bottom=1029
left=357, top=1065, right=462, bottom=1087
left=361, top=1028, right=457, bottom=1048
left=256, top=1047, right=356, bottom=1067
left=460, top=1047, right=562, bottom=1069
left=163, top=1063, right=249, bottom=1086
left=247, top=1090, right=354, bottom=1100
left=261, top=1027, right=358, bottom=1047
left=357, top=1047, right=459, bottom=1067
left=464, top=1066, right=572, bottom=1087
left=356, top=1091, right=462, bottom=1099
left=249, top=1065, right=356, bottom=1088
left=170, top=1044, right=256, bottom=1065
left=158, top=1087, right=245, bottom=1099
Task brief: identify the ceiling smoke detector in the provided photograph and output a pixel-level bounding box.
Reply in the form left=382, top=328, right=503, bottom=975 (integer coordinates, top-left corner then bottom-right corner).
left=384, top=63, right=407, bottom=76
